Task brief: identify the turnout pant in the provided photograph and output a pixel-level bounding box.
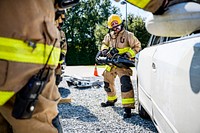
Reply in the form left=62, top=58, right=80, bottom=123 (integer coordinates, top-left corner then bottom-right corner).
left=102, top=66, right=135, bottom=108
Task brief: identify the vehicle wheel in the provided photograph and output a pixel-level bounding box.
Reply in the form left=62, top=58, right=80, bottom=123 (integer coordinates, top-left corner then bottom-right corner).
left=138, top=103, right=150, bottom=119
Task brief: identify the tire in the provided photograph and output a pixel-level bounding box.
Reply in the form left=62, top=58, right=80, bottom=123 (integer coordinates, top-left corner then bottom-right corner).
left=138, top=102, right=150, bottom=119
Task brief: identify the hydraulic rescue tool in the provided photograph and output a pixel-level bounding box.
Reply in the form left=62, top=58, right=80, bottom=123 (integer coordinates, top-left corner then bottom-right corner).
left=95, top=48, right=135, bottom=68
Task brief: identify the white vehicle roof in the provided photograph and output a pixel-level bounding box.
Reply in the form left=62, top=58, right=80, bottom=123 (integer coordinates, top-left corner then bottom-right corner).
left=145, top=2, right=200, bottom=37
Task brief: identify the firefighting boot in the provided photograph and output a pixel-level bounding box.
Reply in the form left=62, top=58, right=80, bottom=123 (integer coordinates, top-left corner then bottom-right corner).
left=123, top=107, right=132, bottom=118
left=101, top=99, right=117, bottom=107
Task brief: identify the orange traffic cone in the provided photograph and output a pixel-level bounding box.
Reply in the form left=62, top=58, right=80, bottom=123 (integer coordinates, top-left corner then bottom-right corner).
left=94, top=64, right=99, bottom=76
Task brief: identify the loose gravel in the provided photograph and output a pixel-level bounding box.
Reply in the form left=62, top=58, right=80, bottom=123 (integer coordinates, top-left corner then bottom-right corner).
left=58, top=67, right=158, bottom=133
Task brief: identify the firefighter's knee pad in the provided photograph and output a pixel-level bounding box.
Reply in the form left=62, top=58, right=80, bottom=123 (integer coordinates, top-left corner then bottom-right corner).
left=104, top=81, right=111, bottom=92
left=120, top=75, right=133, bottom=92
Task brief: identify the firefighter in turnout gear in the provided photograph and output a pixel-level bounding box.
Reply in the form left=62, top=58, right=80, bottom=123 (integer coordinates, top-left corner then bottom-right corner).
left=0, top=0, right=79, bottom=133
left=55, top=10, right=67, bottom=86
left=115, top=0, right=192, bottom=15
left=100, top=14, right=141, bottom=118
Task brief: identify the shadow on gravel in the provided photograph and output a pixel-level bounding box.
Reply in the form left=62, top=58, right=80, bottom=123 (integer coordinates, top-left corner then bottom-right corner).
left=58, top=87, right=71, bottom=98
left=58, top=104, right=99, bottom=123
left=112, top=106, right=158, bottom=133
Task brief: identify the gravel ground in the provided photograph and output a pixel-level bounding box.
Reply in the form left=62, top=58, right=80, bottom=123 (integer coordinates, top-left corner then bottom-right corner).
left=57, top=66, right=158, bottom=133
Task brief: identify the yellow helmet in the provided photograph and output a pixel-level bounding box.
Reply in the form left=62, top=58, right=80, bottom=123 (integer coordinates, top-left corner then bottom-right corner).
left=107, top=14, right=122, bottom=29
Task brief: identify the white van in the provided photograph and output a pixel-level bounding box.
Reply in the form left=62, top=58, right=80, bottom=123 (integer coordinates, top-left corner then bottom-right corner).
left=137, top=33, right=200, bottom=133
left=136, top=2, right=200, bottom=133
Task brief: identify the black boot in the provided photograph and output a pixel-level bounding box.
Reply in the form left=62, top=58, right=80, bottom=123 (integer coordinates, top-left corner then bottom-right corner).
left=123, top=107, right=132, bottom=118
left=101, top=99, right=117, bottom=107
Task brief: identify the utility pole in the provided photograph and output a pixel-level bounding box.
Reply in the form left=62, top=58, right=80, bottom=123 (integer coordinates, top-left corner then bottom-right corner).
left=121, top=1, right=128, bottom=30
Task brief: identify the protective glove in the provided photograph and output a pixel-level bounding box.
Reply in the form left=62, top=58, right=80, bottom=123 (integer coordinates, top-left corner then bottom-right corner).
left=106, top=48, right=119, bottom=58
left=101, top=49, right=109, bottom=57
left=59, top=53, right=65, bottom=61
left=60, top=39, right=66, bottom=45
left=121, top=53, right=130, bottom=59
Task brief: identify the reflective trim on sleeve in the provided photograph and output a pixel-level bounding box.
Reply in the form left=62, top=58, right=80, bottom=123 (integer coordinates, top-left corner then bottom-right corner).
left=0, top=91, right=15, bottom=106
left=0, top=37, right=60, bottom=65
left=59, top=59, right=65, bottom=64
left=107, top=95, right=117, bottom=101
left=61, top=49, right=66, bottom=54
left=101, top=44, right=109, bottom=50
left=117, top=47, right=136, bottom=57
left=126, top=0, right=150, bottom=8
left=127, top=49, right=136, bottom=58
left=122, top=98, right=135, bottom=105
left=117, top=47, right=130, bottom=54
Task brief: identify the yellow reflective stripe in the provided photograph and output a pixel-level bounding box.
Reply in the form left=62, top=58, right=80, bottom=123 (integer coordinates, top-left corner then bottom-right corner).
left=0, top=37, right=60, bottom=65
left=101, top=44, right=109, bottom=50
left=126, top=0, right=150, bottom=8
left=59, top=59, right=64, bottom=64
left=116, top=47, right=136, bottom=58
left=61, top=49, right=66, bottom=54
left=107, top=95, right=117, bottom=101
left=127, top=49, right=136, bottom=58
left=105, top=65, right=117, bottom=72
left=117, top=47, right=130, bottom=54
left=0, top=91, right=15, bottom=106
left=105, top=65, right=112, bottom=72
left=122, top=98, right=135, bottom=105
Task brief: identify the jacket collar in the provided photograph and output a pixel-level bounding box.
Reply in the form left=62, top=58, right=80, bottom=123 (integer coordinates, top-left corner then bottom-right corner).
left=110, top=28, right=125, bottom=37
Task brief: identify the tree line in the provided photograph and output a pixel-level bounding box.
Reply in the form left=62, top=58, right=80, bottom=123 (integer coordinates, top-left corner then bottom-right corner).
left=62, top=0, right=150, bottom=65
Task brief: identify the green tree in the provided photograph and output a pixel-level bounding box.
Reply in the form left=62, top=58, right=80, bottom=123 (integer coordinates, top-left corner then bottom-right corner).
left=127, top=14, right=151, bottom=49
left=63, top=0, right=120, bottom=65
left=94, top=21, right=109, bottom=50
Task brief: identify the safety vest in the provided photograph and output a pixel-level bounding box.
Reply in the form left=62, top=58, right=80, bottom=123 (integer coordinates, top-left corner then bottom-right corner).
left=0, top=37, right=60, bottom=106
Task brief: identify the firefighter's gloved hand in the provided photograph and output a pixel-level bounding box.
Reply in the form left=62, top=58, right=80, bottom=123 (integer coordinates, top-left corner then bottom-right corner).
left=101, top=49, right=109, bottom=57
left=106, top=48, right=119, bottom=58
left=59, top=53, right=65, bottom=61
left=60, top=39, right=66, bottom=45
left=95, top=51, right=103, bottom=64
left=122, top=53, right=130, bottom=59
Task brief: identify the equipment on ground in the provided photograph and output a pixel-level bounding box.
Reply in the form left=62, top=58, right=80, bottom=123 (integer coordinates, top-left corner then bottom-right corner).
left=63, top=75, right=103, bottom=88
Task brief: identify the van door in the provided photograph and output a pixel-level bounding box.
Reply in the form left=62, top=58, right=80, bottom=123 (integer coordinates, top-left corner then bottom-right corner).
left=137, top=35, right=160, bottom=117
left=151, top=35, right=200, bottom=133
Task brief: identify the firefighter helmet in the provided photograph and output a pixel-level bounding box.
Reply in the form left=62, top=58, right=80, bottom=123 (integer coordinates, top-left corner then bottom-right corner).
left=107, top=14, right=122, bottom=29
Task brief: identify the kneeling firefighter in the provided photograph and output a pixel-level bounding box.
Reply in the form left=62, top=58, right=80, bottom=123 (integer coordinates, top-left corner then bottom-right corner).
left=97, top=14, right=141, bottom=118
left=0, top=0, right=79, bottom=133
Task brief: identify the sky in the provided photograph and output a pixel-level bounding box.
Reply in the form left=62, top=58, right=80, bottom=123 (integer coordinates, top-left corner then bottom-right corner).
left=111, top=0, right=152, bottom=20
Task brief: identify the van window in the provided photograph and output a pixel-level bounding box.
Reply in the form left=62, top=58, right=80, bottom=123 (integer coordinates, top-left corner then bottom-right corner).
left=148, top=35, right=179, bottom=47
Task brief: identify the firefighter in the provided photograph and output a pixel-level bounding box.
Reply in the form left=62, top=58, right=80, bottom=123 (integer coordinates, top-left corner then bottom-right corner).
left=0, top=0, right=79, bottom=133
left=55, top=11, right=67, bottom=86
left=100, top=14, right=141, bottom=118
left=115, top=0, right=192, bottom=15
left=115, top=0, right=200, bottom=37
